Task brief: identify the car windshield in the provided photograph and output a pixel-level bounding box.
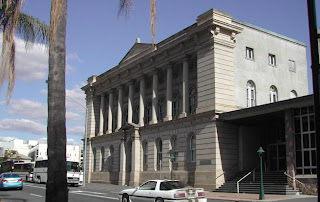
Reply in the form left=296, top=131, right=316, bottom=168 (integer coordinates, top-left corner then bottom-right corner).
left=160, top=181, right=185, bottom=190
left=3, top=173, right=20, bottom=178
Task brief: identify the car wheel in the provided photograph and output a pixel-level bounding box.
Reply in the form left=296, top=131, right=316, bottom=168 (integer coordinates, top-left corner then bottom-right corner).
left=155, top=198, right=164, bottom=202
left=122, top=194, right=129, bottom=202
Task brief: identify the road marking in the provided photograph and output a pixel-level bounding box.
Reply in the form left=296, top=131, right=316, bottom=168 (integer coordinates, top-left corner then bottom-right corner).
left=24, top=184, right=46, bottom=189
left=30, top=193, right=43, bottom=198
left=69, top=191, right=118, bottom=200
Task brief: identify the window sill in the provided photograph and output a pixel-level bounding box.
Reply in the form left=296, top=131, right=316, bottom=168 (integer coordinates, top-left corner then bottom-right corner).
left=245, top=57, right=255, bottom=61
left=268, top=64, right=277, bottom=67
left=296, top=174, right=317, bottom=179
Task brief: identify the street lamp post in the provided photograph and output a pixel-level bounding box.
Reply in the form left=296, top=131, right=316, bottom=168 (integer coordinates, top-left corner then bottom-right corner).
left=257, top=146, right=265, bottom=200
left=169, top=152, right=176, bottom=180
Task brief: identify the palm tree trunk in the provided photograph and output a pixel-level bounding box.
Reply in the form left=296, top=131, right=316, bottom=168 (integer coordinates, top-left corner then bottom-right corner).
left=46, top=0, right=68, bottom=201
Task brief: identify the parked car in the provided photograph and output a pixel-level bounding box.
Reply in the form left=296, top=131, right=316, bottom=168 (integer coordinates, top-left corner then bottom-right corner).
left=0, top=172, right=23, bottom=190
left=119, top=180, right=207, bottom=202
left=25, top=172, right=34, bottom=182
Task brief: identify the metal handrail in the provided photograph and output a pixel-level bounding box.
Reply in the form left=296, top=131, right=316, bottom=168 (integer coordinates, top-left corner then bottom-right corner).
left=215, top=163, right=239, bottom=180
left=284, top=171, right=304, bottom=185
left=237, top=171, right=251, bottom=193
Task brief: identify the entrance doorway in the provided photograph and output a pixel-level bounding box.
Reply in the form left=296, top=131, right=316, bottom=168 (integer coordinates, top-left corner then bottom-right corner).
left=267, top=143, right=286, bottom=171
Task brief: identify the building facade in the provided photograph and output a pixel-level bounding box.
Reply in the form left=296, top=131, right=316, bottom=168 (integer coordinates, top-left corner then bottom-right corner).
left=82, top=9, right=310, bottom=191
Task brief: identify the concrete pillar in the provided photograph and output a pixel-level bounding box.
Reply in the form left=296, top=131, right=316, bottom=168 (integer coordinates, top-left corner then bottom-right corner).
left=180, top=57, right=189, bottom=118
left=150, top=71, right=158, bottom=124
left=116, top=86, right=123, bottom=131
left=107, top=90, right=114, bottom=134
left=119, top=138, right=126, bottom=185
left=131, top=129, right=141, bottom=186
left=164, top=64, right=173, bottom=121
left=98, top=94, right=105, bottom=135
left=139, top=76, right=145, bottom=127
left=128, top=81, right=134, bottom=124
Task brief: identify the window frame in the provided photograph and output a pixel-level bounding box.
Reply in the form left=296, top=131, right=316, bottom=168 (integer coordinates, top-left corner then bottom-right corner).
left=289, top=59, right=296, bottom=72
left=246, top=47, right=254, bottom=60
left=268, top=54, right=276, bottom=66
left=189, top=87, right=196, bottom=114
left=190, top=135, right=196, bottom=162
left=247, top=81, right=256, bottom=107
left=270, top=86, right=278, bottom=103
left=173, top=92, right=180, bottom=119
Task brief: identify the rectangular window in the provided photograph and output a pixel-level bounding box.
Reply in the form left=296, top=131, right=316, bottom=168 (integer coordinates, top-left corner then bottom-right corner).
left=269, top=54, right=276, bottom=66
left=289, top=60, right=296, bottom=72
left=246, top=47, right=254, bottom=60
left=294, top=107, right=316, bottom=175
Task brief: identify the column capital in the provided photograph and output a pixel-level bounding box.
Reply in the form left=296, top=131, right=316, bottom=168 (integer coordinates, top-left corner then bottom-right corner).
left=183, top=55, right=191, bottom=62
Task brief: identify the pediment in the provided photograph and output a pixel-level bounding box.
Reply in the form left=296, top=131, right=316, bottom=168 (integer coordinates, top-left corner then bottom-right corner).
left=119, top=43, right=153, bottom=65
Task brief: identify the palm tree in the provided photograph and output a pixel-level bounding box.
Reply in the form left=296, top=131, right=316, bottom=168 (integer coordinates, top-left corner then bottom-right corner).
left=0, top=0, right=49, bottom=104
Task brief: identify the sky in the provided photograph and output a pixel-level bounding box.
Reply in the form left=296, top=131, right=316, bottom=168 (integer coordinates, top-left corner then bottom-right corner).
left=0, top=0, right=319, bottom=146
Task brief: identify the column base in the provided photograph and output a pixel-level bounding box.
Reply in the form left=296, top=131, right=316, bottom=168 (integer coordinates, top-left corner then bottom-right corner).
left=149, top=119, right=158, bottom=125
left=106, top=130, right=112, bottom=134
left=164, top=116, right=172, bottom=122
left=139, top=122, right=144, bottom=127
left=179, top=112, right=187, bottom=118
left=98, top=132, right=104, bottom=136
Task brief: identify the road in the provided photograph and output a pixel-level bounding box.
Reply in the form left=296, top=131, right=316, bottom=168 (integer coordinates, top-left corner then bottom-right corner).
left=0, top=182, right=222, bottom=202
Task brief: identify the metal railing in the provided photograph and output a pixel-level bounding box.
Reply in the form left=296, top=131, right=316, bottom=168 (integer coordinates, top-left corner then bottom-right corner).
left=284, top=171, right=304, bottom=185
left=237, top=167, right=257, bottom=194
left=215, top=163, right=239, bottom=180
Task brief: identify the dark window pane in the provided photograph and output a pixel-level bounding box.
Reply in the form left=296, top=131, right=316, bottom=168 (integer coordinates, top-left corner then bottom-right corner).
left=302, top=116, right=309, bottom=132
left=311, top=133, right=316, bottom=148
left=294, top=109, right=300, bottom=116
left=312, top=150, right=316, bottom=167
left=278, top=145, right=286, bottom=158
left=294, top=118, right=301, bottom=132
left=296, top=151, right=302, bottom=167
left=304, top=169, right=311, bottom=174
left=309, top=106, right=314, bottom=113
left=295, top=134, right=301, bottom=150
left=296, top=169, right=302, bottom=174
left=303, top=134, right=310, bottom=149
left=304, top=151, right=310, bottom=166
left=312, top=169, right=317, bottom=174
left=310, top=115, right=315, bottom=131
left=301, top=107, right=308, bottom=115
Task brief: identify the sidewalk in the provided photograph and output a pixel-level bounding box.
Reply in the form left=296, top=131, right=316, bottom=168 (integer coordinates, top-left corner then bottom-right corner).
left=81, top=183, right=317, bottom=201
left=204, top=191, right=317, bottom=201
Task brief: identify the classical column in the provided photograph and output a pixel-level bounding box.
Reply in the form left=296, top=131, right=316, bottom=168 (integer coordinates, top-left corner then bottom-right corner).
left=150, top=70, right=158, bottom=124
left=164, top=64, right=173, bottom=121
left=131, top=129, right=141, bottom=186
left=116, top=86, right=123, bottom=131
left=107, top=90, right=114, bottom=134
left=180, top=57, right=189, bottom=118
left=119, top=138, right=126, bottom=185
left=128, top=81, right=134, bottom=124
left=98, top=94, right=105, bottom=135
left=139, top=76, right=145, bottom=127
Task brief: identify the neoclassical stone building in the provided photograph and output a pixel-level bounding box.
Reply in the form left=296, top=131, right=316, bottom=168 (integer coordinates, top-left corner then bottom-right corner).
left=82, top=9, right=310, bottom=191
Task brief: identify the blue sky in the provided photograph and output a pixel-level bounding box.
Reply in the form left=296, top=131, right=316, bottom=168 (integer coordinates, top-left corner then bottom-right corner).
left=0, top=0, right=319, bottom=145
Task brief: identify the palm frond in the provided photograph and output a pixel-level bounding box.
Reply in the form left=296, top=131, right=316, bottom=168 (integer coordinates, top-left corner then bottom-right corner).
left=16, top=13, right=49, bottom=48
left=118, top=0, right=134, bottom=18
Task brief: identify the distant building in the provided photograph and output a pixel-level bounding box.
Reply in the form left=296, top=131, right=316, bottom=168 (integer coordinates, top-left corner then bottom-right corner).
left=82, top=9, right=313, bottom=194
left=0, top=139, right=37, bottom=157
left=28, top=143, right=81, bottom=162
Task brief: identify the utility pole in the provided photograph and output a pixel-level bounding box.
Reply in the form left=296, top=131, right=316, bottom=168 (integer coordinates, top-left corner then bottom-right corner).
left=307, top=0, right=320, bottom=198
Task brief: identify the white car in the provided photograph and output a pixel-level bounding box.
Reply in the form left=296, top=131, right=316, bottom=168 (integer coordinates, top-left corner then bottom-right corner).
left=119, top=180, right=207, bottom=202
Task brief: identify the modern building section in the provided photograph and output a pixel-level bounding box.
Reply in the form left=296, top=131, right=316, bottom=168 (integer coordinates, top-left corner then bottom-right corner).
left=82, top=9, right=312, bottom=193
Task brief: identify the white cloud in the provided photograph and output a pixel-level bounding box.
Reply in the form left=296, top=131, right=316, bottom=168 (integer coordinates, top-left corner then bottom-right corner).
left=67, top=111, right=83, bottom=121
left=67, top=126, right=85, bottom=136
left=67, top=53, right=84, bottom=63
left=15, top=38, right=48, bottom=82
left=6, top=99, right=47, bottom=120
left=67, top=138, right=81, bottom=146
left=0, top=136, right=16, bottom=142
left=0, top=119, right=46, bottom=135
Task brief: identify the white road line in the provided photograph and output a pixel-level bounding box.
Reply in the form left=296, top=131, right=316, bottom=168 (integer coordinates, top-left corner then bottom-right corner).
left=70, top=192, right=118, bottom=200
left=30, top=193, right=43, bottom=198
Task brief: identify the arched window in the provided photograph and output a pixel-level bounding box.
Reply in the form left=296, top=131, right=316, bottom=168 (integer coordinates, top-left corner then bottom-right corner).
left=158, top=97, right=165, bottom=122
left=143, top=141, right=148, bottom=170
left=100, top=147, right=105, bottom=171
left=109, top=145, right=114, bottom=166
left=171, top=136, right=178, bottom=163
left=173, top=92, right=180, bottom=119
left=157, top=139, right=163, bottom=170
left=146, top=101, right=152, bottom=124
left=134, top=105, right=139, bottom=124
left=270, top=86, right=278, bottom=103
left=189, top=87, right=196, bottom=114
left=190, top=135, right=196, bottom=162
left=93, top=148, right=97, bottom=172
left=290, top=90, right=297, bottom=98
left=247, top=81, right=256, bottom=107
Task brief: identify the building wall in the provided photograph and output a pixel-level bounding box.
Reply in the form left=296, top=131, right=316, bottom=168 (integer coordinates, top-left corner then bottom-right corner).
left=233, top=21, right=308, bottom=109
